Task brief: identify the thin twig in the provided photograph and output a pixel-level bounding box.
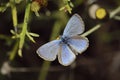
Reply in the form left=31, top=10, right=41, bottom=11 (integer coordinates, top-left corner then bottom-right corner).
left=18, top=3, right=31, bottom=56
left=9, top=0, right=18, bottom=32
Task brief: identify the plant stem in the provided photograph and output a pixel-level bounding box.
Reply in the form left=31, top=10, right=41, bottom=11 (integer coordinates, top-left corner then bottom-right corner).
left=113, top=16, right=120, bottom=20
left=9, top=0, right=18, bottom=32
left=110, top=6, right=120, bottom=18
left=9, top=41, right=19, bottom=60
left=18, top=3, right=31, bottom=56
left=81, top=24, right=101, bottom=37
left=38, top=61, right=51, bottom=80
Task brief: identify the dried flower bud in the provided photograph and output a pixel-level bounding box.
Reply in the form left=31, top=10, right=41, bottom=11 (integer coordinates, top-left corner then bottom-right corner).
left=31, top=1, right=40, bottom=12
left=32, top=0, right=47, bottom=7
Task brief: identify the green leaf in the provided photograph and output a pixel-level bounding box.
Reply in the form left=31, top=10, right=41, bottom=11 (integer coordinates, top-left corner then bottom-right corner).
left=29, top=32, right=39, bottom=37
left=26, top=32, right=36, bottom=43
left=10, top=30, right=16, bottom=34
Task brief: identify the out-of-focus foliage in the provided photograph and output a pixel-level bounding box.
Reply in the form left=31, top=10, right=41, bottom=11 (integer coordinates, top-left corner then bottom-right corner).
left=0, top=0, right=120, bottom=80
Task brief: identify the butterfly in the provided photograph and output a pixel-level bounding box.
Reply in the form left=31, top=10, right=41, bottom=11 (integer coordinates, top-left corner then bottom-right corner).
left=36, top=14, right=89, bottom=66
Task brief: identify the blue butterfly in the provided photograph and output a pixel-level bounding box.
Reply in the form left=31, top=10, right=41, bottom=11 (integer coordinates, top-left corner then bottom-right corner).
left=37, top=14, right=89, bottom=66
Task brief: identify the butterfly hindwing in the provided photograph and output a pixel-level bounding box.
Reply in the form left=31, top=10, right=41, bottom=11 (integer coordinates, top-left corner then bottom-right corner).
left=58, top=44, right=76, bottom=66
left=68, top=36, right=89, bottom=54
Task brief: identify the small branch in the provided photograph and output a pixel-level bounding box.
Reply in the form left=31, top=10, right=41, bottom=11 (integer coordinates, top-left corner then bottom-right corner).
left=9, top=41, right=19, bottom=60
left=113, top=16, right=120, bottom=20
left=38, top=61, right=51, bottom=80
left=0, top=34, right=11, bottom=40
left=18, top=3, right=31, bottom=56
left=9, top=0, right=18, bottom=32
left=81, top=24, right=101, bottom=37
left=110, top=6, right=120, bottom=18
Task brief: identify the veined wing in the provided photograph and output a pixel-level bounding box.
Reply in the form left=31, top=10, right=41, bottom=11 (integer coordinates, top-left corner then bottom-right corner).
left=37, top=40, right=61, bottom=61
left=58, top=44, right=76, bottom=66
left=63, top=14, right=85, bottom=37
left=68, top=36, right=89, bottom=54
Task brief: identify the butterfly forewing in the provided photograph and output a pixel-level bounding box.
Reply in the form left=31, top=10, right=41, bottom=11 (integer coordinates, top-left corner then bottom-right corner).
left=37, top=40, right=61, bottom=61
left=58, top=44, right=76, bottom=66
left=68, top=36, right=89, bottom=54
left=63, top=14, right=85, bottom=37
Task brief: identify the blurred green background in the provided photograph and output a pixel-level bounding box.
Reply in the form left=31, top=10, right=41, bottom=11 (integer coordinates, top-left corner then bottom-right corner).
left=0, top=0, right=120, bottom=80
